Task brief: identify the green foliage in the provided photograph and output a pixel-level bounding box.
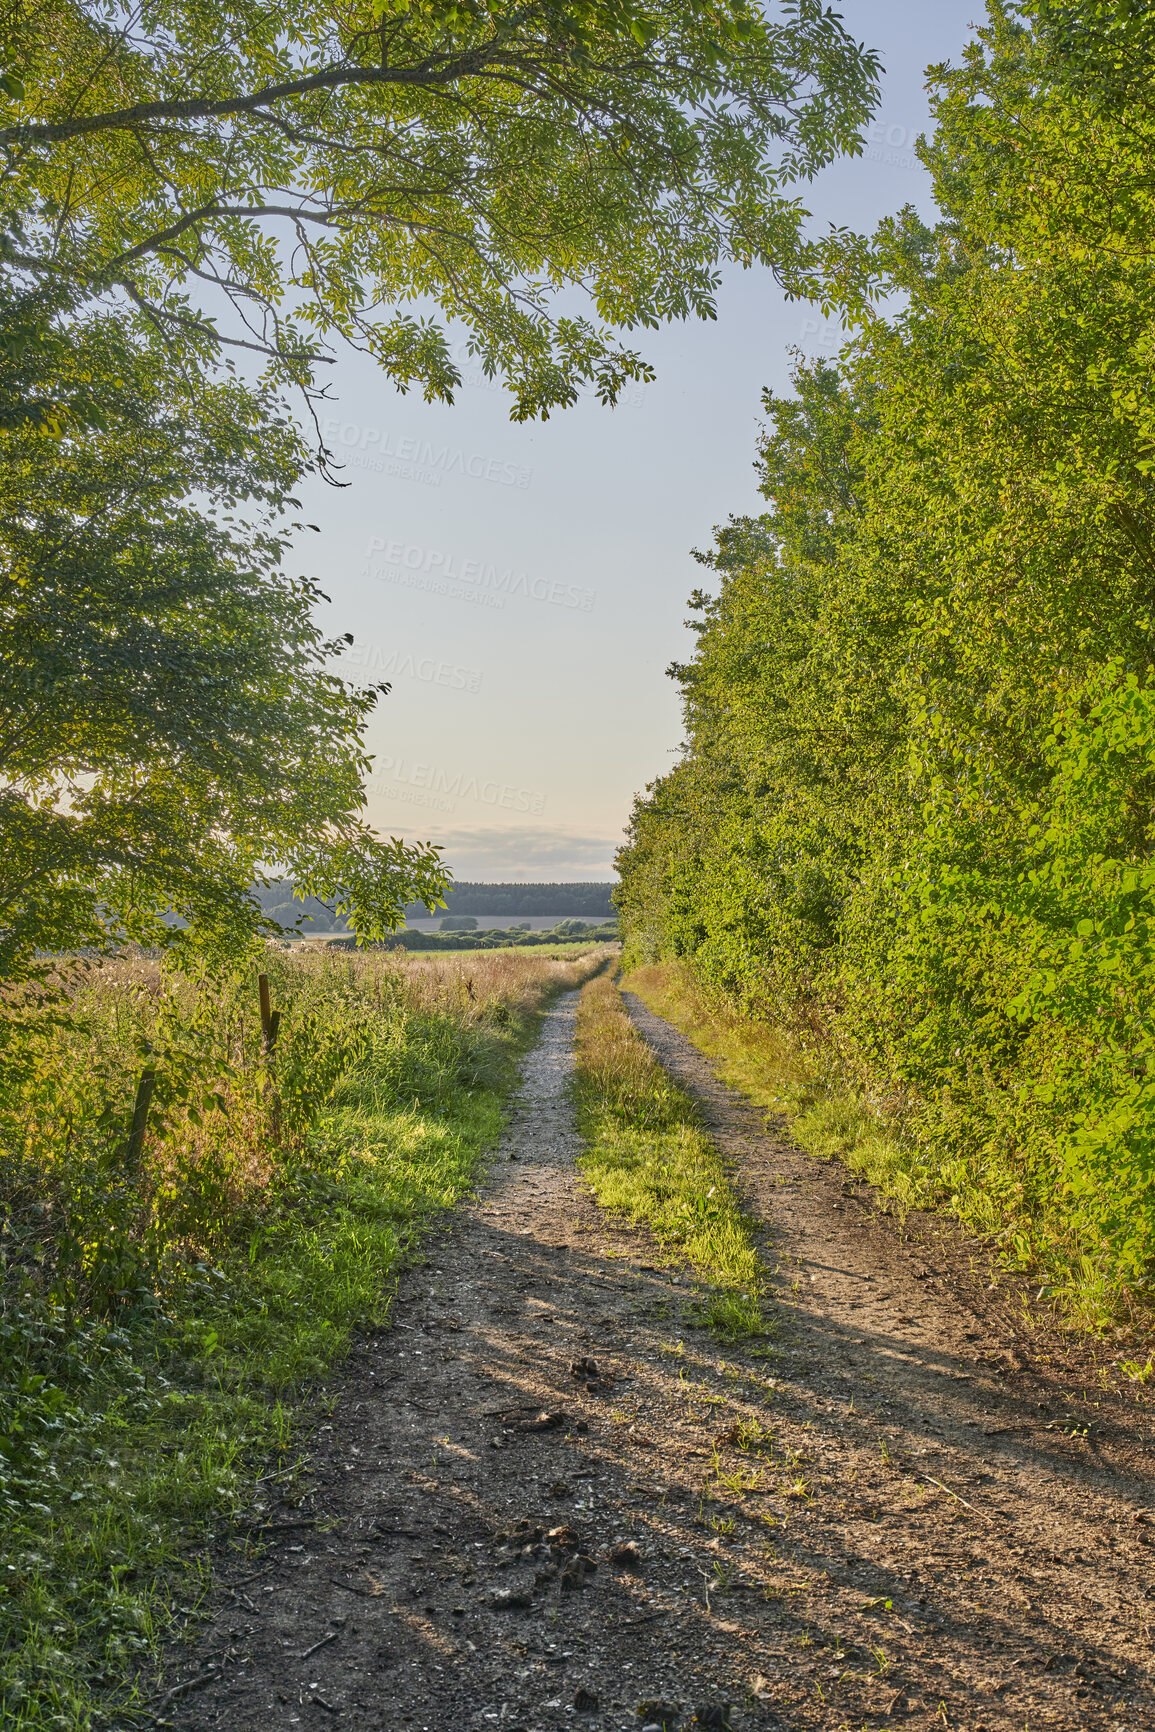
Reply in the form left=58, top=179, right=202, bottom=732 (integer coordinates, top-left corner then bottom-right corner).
left=0, top=0, right=882, bottom=975
left=250, top=882, right=348, bottom=933
left=403, top=881, right=617, bottom=918
left=3, top=0, right=881, bottom=416
left=617, top=4, right=1155, bottom=1320
left=0, top=299, right=447, bottom=978
left=0, top=946, right=601, bottom=1726
left=573, top=972, right=770, bottom=1338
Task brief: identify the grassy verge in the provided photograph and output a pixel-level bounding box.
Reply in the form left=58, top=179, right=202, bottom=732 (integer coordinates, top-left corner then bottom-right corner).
left=621, top=960, right=922, bottom=1198
left=0, top=947, right=610, bottom=1729
left=572, top=972, right=771, bottom=1343
left=622, top=963, right=1152, bottom=1335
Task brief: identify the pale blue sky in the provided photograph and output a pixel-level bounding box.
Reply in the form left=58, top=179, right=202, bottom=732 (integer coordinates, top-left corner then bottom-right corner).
left=297, top=1, right=983, bottom=882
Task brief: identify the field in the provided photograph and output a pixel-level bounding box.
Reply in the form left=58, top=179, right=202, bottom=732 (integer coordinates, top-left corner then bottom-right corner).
left=12, top=7, right=1155, bottom=1725
left=0, top=945, right=612, bottom=1727
left=323, top=937, right=619, bottom=958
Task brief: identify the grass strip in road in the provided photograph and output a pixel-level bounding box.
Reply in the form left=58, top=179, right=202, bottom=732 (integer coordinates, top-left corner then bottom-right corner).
left=0, top=948, right=609, bottom=1730
left=572, top=971, right=770, bottom=1342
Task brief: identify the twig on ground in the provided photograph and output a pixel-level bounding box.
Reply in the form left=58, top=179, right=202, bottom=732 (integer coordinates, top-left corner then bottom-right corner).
left=299, top=1630, right=341, bottom=1659
left=154, top=1667, right=222, bottom=1708
left=917, top=1474, right=995, bottom=1522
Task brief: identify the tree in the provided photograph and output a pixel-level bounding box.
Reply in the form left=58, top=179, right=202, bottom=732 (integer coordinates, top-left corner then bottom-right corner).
left=0, top=297, right=446, bottom=979
left=0, top=0, right=882, bottom=976
left=2, top=0, right=880, bottom=418
left=616, top=2, right=1155, bottom=1292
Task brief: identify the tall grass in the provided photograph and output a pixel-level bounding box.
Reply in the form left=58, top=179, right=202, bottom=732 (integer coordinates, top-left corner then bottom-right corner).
left=623, top=962, right=1153, bottom=1337
left=622, top=962, right=918, bottom=1183
left=572, top=973, right=770, bottom=1342
left=0, top=945, right=610, bottom=1729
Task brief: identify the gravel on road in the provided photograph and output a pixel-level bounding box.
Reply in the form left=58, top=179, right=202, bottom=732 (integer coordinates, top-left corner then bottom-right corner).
left=166, top=988, right=1155, bottom=1732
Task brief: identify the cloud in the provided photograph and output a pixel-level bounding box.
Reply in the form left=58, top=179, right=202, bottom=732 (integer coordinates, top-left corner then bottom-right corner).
left=414, top=826, right=619, bottom=880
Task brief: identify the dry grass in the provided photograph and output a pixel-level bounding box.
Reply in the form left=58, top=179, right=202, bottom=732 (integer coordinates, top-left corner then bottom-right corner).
left=623, top=960, right=919, bottom=1198
left=6, top=947, right=615, bottom=1236
left=623, top=962, right=815, bottom=1110
left=393, top=944, right=616, bottom=1023
left=622, top=964, right=1138, bottom=1334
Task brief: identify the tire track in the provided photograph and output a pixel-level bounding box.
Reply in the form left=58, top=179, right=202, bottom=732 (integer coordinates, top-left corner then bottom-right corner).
left=164, top=989, right=1155, bottom=1732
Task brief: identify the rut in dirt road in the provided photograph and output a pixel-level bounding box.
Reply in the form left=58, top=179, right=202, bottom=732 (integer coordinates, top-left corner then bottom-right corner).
left=168, top=988, right=1155, bottom=1732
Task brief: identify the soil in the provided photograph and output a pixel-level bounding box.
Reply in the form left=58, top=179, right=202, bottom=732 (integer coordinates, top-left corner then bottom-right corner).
left=163, top=987, right=1155, bottom=1732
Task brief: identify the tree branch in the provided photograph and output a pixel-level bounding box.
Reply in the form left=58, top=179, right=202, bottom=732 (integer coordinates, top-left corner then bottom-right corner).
left=0, top=40, right=534, bottom=145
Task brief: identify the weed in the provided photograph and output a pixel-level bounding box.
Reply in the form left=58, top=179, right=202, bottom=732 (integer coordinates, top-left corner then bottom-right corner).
left=735, top=1416, right=774, bottom=1453
left=715, top=1465, right=765, bottom=1494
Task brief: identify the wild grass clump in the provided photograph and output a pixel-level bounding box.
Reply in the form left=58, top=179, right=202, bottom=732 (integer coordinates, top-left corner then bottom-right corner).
left=0, top=943, right=610, bottom=1729
left=573, top=973, right=770, bottom=1342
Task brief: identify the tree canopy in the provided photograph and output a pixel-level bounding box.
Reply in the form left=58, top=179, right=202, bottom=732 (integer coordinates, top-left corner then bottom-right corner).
left=3, top=0, right=880, bottom=417
left=0, top=297, right=447, bottom=977
left=0, top=0, right=884, bottom=977
left=617, top=2, right=1155, bottom=1296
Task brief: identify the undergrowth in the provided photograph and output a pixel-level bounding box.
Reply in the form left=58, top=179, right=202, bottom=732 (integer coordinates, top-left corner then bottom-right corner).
left=0, top=946, right=610, bottom=1729
left=572, top=972, right=770, bottom=1343
left=622, top=962, right=907, bottom=1186
left=623, top=962, right=1150, bottom=1339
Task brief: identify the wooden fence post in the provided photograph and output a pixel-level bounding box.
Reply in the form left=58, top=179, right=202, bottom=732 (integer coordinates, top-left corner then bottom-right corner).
left=258, top=972, right=273, bottom=1048
left=258, top=975, right=283, bottom=1143
left=126, top=1069, right=156, bottom=1165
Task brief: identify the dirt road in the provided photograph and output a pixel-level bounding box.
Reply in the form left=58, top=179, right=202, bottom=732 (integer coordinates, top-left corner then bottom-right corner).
left=167, top=988, right=1155, bottom=1732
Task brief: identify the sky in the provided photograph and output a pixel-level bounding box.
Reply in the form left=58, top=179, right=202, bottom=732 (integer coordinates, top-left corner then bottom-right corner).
left=295, top=0, right=983, bottom=884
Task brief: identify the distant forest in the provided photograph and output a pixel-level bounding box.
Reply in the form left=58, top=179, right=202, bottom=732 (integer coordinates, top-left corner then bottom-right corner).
left=408, top=882, right=615, bottom=918
left=253, top=880, right=616, bottom=929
